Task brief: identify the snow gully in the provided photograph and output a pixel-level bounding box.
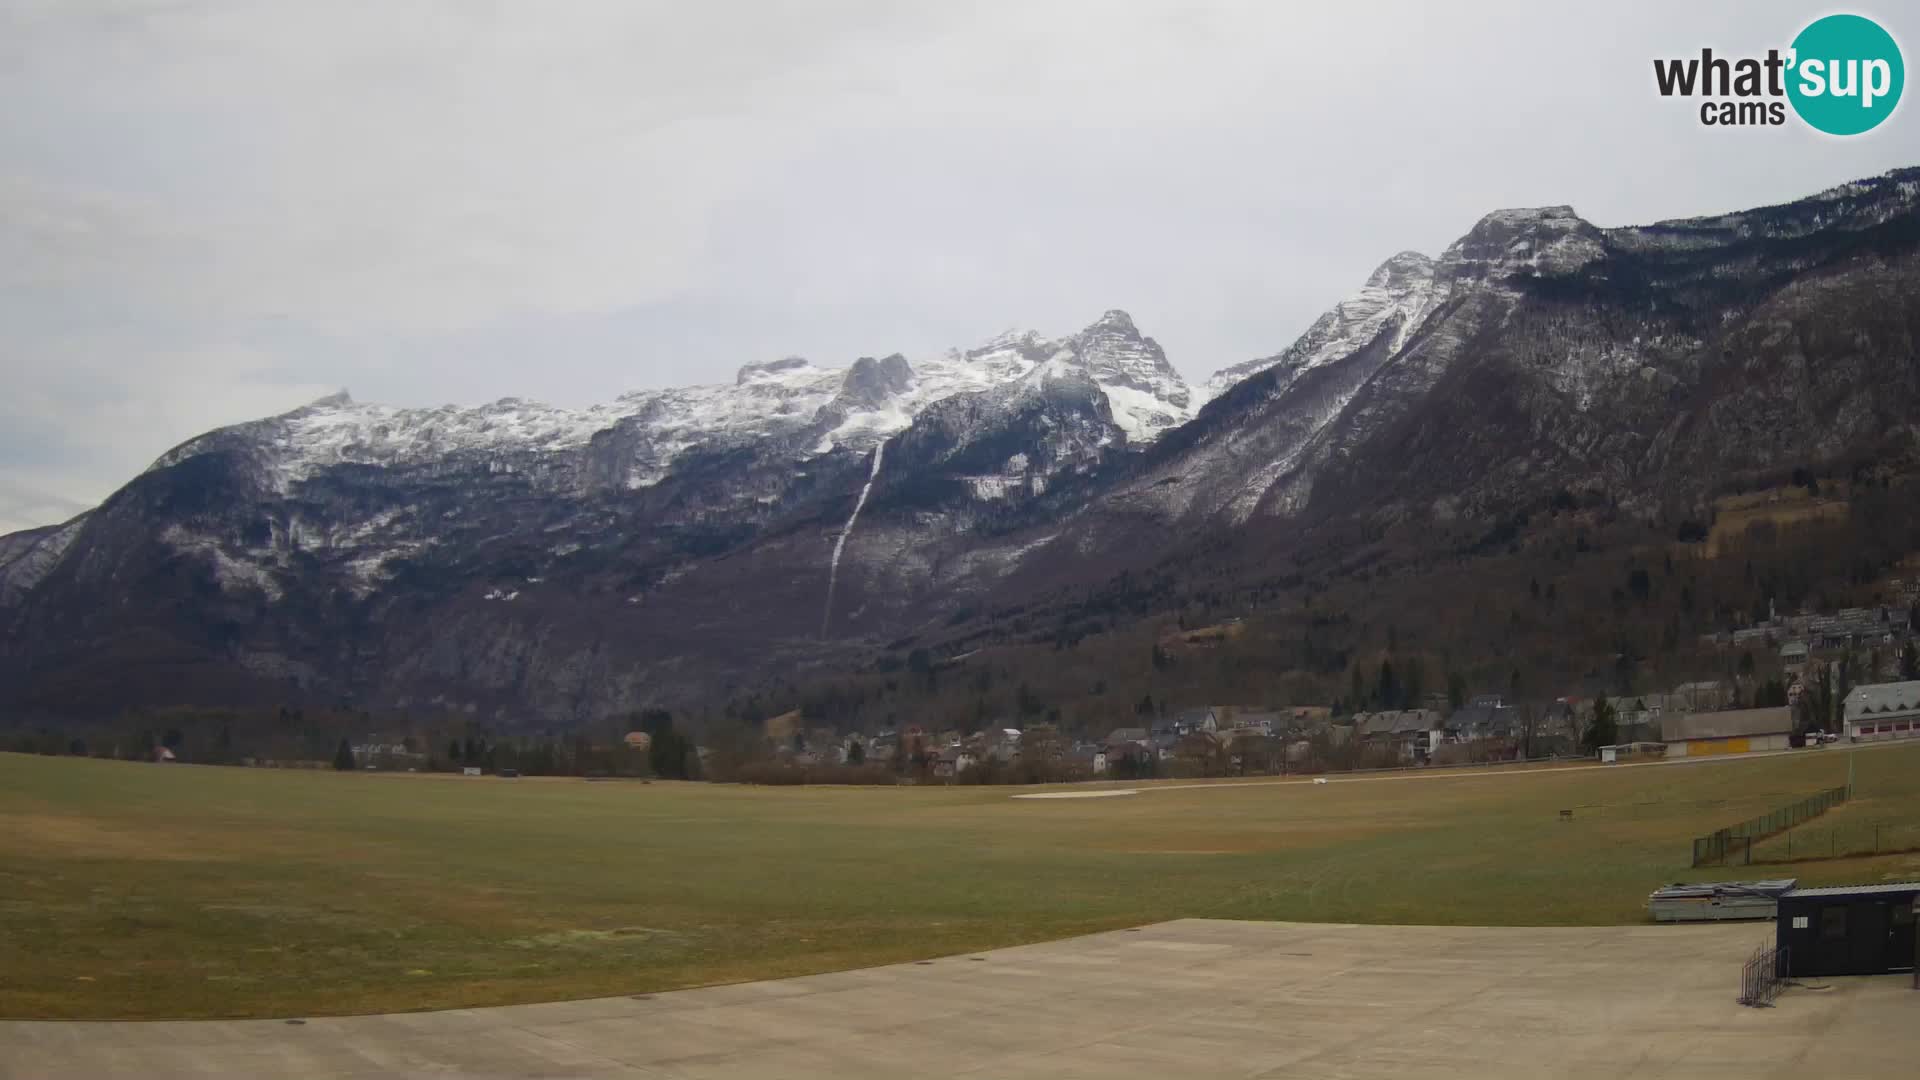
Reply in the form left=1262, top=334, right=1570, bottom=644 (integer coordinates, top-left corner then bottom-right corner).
left=820, top=438, right=887, bottom=637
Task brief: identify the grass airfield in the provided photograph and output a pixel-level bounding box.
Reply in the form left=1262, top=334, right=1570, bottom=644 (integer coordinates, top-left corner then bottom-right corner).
left=2, top=744, right=1916, bottom=1019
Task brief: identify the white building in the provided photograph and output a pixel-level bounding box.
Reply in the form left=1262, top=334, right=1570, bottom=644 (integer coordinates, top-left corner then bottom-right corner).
left=1843, top=681, right=1920, bottom=742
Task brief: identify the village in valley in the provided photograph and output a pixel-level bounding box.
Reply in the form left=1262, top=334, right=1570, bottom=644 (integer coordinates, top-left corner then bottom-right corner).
left=98, top=582, right=1920, bottom=789
left=758, top=590, right=1920, bottom=786
left=279, top=582, right=1920, bottom=787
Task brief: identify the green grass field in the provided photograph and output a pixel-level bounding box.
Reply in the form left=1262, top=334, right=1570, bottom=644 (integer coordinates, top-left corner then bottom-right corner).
left=3, top=744, right=1918, bottom=1019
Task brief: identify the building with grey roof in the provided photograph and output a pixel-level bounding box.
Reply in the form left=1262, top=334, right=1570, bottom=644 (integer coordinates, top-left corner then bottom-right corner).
left=1842, top=680, right=1920, bottom=742
left=1660, top=706, right=1792, bottom=757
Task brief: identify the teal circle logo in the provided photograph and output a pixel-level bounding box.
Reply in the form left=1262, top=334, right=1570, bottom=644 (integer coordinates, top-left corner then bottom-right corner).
left=1787, top=14, right=1904, bottom=135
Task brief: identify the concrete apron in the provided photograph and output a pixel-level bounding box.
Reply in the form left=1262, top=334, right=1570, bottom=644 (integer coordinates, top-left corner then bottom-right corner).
left=2, top=920, right=1914, bottom=1079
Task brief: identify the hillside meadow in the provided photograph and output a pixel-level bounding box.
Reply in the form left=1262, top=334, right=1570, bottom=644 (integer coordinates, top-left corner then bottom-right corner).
left=2, top=744, right=1917, bottom=1019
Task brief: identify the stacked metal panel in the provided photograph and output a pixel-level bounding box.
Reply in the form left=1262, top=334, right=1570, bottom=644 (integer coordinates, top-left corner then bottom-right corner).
left=1648, top=879, right=1798, bottom=922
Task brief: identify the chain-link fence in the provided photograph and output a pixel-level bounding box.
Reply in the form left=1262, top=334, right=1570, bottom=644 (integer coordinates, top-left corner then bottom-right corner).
left=1691, top=785, right=1850, bottom=867
left=1748, top=820, right=1920, bottom=863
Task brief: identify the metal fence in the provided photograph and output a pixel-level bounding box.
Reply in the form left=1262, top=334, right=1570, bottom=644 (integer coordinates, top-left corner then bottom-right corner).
left=1749, top=820, right=1920, bottom=863
left=1691, top=784, right=1850, bottom=867
left=1738, top=942, right=1789, bottom=1007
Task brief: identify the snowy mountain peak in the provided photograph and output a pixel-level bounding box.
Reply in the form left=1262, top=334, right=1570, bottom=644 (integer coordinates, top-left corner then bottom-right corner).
left=824, top=353, right=916, bottom=416
left=1473, top=204, right=1582, bottom=228
left=141, top=310, right=1207, bottom=506
left=843, top=353, right=914, bottom=397
left=1058, top=309, right=1193, bottom=440
left=1072, top=311, right=1164, bottom=368
left=1196, top=205, right=1607, bottom=408
left=735, top=356, right=817, bottom=385
left=1199, top=207, right=1602, bottom=410
left=958, top=329, right=1051, bottom=364
left=1366, top=251, right=1435, bottom=289
left=924, top=314, right=1194, bottom=443
left=1192, top=208, right=1598, bottom=412
left=1203, top=250, right=1440, bottom=401
left=1442, top=205, right=1603, bottom=280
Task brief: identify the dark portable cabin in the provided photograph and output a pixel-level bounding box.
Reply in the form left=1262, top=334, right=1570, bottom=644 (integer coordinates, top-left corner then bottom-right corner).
left=1775, top=883, right=1920, bottom=977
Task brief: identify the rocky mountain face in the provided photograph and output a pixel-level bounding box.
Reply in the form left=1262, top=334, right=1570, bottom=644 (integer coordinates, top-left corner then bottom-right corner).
left=4, top=168, right=1918, bottom=723
left=1114, top=174, right=1920, bottom=531
left=0, top=310, right=1194, bottom=719
left=1201, top=250, right=1439, bottom=402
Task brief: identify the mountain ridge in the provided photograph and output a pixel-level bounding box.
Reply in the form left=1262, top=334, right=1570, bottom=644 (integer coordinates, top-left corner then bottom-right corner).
left=3, top=166, right=1918, bottom=723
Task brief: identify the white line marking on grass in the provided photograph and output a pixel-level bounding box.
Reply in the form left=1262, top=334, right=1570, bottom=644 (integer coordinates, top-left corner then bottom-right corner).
left=1011, top=789, right=1141, bottom=800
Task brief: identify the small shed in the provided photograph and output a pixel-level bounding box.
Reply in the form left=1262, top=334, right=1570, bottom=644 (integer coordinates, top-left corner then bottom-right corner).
left=1775, top=882, right=1920, bottom=977
left=1599, top=740, right=1668, bottom=763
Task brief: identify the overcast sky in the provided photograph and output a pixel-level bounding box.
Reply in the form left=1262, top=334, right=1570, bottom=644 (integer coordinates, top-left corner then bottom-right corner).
left=1, top=1, right=1914, bottom=533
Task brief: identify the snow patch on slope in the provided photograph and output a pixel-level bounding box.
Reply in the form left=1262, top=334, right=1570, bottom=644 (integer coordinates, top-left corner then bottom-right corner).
left=146, top=312, right=1196, bottom=495
left=0, top=516, right=87, bottom=598
left=159, top=525, right=283, bottom=600
left=1203, top=251, right=1438, bottom=401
